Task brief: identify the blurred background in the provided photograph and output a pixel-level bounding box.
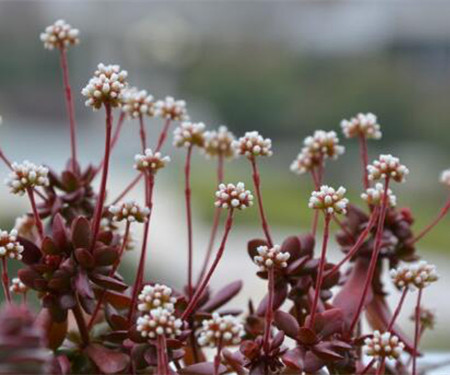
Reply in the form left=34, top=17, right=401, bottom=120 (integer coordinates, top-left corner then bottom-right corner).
left=0, top=0, right=449, bottom=353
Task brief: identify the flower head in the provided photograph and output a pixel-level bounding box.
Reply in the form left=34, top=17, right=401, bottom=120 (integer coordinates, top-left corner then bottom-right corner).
left=203, top=126, right=236, bottom=159
left=215, top=182, right=254, bottom=210
left=367, top=154, right=409, bottom=183
left=138, top=284, right=177, bottom=313
left=361, top=183, right=396, bottom=207
left=173, top=122, right=206, bottom=148
left=197, top=313, right=244, bottom=348
left=121, top=88, right=154, bottom=118
left=253, top=245, right=290, bottom=272
left=10, top=278, right=28, bottom=294
left=234, top=131, right=273, bottom=159
left=109, top=201, right=150, bottom=223
left=5, top=161, right=49, bottom=195
left=40, top=19, right=80, bottom=50
left=440, top=169, right=450, bottom=187
left=364, top=331, right=404, bottom=360
left=340, top=113, right=382, bottom=140
left=303, top=130, right=345, bottom=161
left=290, top=149, right=315, bottom=175
left=390, top=261, right=438, bottom=290
left=81, top=63, right=128, bottom=109
left=136, top=308, right=183, bottom=339
left=154, top=96, right=188, bottom=122
left=308, top=185, right=349, bottom=215
left=0, top=229, right=23, bottom=260
left=410, top=307, right=435, bottom=330
left=134, top=149, right=170, bottom=174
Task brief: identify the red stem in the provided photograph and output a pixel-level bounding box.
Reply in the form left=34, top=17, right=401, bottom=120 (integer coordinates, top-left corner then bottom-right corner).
left=332, top=215, right=356, bottom=243
left=182, top=210, right=234, bottom=320
left=1, top=258, right=11, bottom=303
left=387, top=287, right=409, bottom=331
left=157, top=334, right=170, bottom=375
left=263, top=266, right=275, bottom=354
left=72, top=295, right=90, bottom=347
left=360, top=359, right=376, bottom=375
left=0, top=149, right=12, bottom=170
left=214, top=340, right=223, bottom=375
left=348, top=178, right=391, bottom=334
left=26, top=187, right=44, bottom=240
left=110, top=174, right=143, bottom=206
left=359, top=134, right=369, bottom=189
left=91, top=104, right=113, bottom=248
left=412, top=288, right=423, bottom=375
left=59, top=48, right=78, bottom=173
left=139, top=114, right=147, bottom=152
left=250, top=158, right=273, bottom=247
left=155, top=119, right=171, bottom=152
left=412, top=195, right=450, bottom=244
left=375, top=357, right=385, bottom=375
left=185, top=146, right=194, bottom=299
left=307, top=213, right=331, bottom=329
left=87, top=222, right=131, bottom=330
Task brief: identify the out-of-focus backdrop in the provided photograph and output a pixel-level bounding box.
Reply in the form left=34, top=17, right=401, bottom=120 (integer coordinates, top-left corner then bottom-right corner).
left=0, top=1, right=449, bottom=352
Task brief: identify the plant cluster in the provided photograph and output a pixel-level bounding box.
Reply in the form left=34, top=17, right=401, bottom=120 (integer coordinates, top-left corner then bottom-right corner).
left=0, top=20, right=449, bottom=375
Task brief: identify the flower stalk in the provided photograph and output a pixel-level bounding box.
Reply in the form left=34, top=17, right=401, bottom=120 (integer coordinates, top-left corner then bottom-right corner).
left=412, top=195, right=450, bottom=244
left=26, top=187, right=44, bottom=240
left=185, top=145, right=194, bottom=299
left=412, top=288, right=423, bottom=375
left=1, top=258, right=11, bottom=303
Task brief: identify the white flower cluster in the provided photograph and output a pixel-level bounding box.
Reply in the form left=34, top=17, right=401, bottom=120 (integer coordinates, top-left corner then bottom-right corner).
left=0, top=229, right=24, bottom=260
left=367, top=154, right=409, bottom=183
left=82, top=63, right=128, bottom=109
left=290, top=149, right=315, bottom=175
left=109, top=201, right=150, bottom=223
left=361, top=183, right=397, bottom=207
left=9, top=277, right=28, bottom=294
left=173, top=122, right=206, bottom=148
left=134, top=149, right=170, bottom=174
left=308, top=185, right=349, bottom=215
left=136, top=307, right=183, bottom=340
left=40, top=19, right=80, bottom=50
left=138, top=284, right=177, bottom=313
left=440, top=169, right=450, bottom=187
left=253, top=245, right=290, bottom=272
left=390, top=261, right=438, bottom=290
left=5, top=161, right=49, bottom=195
left=340, top=113, right=382, bottom=140
left=234, top=131, right=273, bottom=159
left=364, top=331, right=405, bottom=360
left=215, top=182, right=254, bottom=210
left=197, top=313, right=244, bottom=348
left=203, top=126, right=236, bottom=159
left=121, top=88, right=154, bottom=118
left=154, top=96, right=188, bottom=122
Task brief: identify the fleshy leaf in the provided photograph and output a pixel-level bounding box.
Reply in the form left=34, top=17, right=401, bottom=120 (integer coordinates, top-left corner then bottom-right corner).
left=85, top=343, right=129, bottom=374
left=274, top=310, right=299, bottom=339
left=201, top=280, right=243, bottom=312
left=71, top=216, right=92, bottom=249
left=17, top=236, right=42, bottom=265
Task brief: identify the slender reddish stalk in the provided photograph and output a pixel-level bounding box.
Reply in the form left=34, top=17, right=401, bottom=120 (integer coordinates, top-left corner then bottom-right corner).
left=155, top=119, right=171, bottom=152
left=307, top=213, right=331, bottom=329
left=332, top=215, right=356, bottom=243
left=325, top=208, right=379, bottom=280
left=111, top=174, right=143, bottom=206
left=412, top=195, right=450, bottom=244
left=349, top=178, right=391, bottom=334
left=0, top=149, right=12, bottom=170
left=73, top=296, right=90, bottom=347
left=360, top=359, right=376, bottom=375
left=26, top=187, right=44, bottom=240
left=250, top=158, right=273, bottom=247
left=387, top=287, right=409, bottom=331
left=59, top=48, right=78, bottom=173
left=214, top=339, right=223, bottom=375
left=263, top=266, right=275, bottom=354
left=184, top=146, right=194, bottom=299
left=87, top=222, right=131, bottom=330
left=1, top=258, right=11, bottom=303
left=412, top=288, right=423, bottom=375
left=91, top=104, right=113, bottom=248
left=197, top=155, right=224, bottom=285
left=182, top=210, right=234, bottom=320
left=359, top=134, right=369, bottom=189
left=157, top=335, right=169, bottom=375
left=376, top=358, right=385, bottom=375
left=139, top=114, right=147, bottom=152
left=311, top=211, right=319, bottom=237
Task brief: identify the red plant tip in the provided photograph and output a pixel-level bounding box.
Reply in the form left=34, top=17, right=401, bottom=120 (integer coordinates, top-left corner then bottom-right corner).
left=136, top=307, right=183, bottom=339
left=40, top=19, right=80, bottom=50
left=9, top=277, right=28, bottom=294
left=154, top=96, right=188, bottom=122
left=308, top=185, right=349, bottom=215
left=253, top=245, right=290, bottom=272
left=121, top=87, right=155, bottom=118
left=0, top=229, right=23, bottom=260
left=361, top=182, right=397, bottom=207
left=197, top=313, right=244, bottom=348
left=173, top=121, right=206, bottom=148
left=390, top=261, right=439, bottom=290
left=367, top=154, right=409, bottom=183
left=134, top=149, right=170, bottom=174
left=215, top=182, right=254, bottom=210
left=364, top=331, right=405, bottom=360
left=138, top=284, right=177, bottom=313
left=234, top=131, right=273, bottom=159
left=5, top=161, right=49, bottom=195
left=109, top=201, right=150, bottom=223
left=340, top=112, right=382, bottom=140
left=203, top=126, right=237, bottom=159
left=81, top=63, right=128, bottom=110
left=440, top=169, right=450, bottom=187
left=410, top=307, right=436, bottom=330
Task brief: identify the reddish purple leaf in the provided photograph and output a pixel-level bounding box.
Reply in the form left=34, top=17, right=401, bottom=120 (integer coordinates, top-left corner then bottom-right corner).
left=52, top=214, right=69, bottom=250
left=75, top=248, right=95, bottom=269
left=41, top=236, right=59, bottom=255
left=311, top=342, right=344, bottom=362
left=256, top=281, right=288, bottom=316
left=93, top=246, right=119, bottom=267
left=281, top=236, right=303, bottom=261
left=85, top=343, right=129, bottom=374
left=101, top=290, right=132, bottom=309
left=247, top=238, right=269, bottom=259
left=179, top=362, right=227, bottom=375
left=17, top=236, right=42, bottom=264
left=71, top=216, right=92, bottom=249
left=274, top=310, right=299, bottom=339
left=201, top=280, right=243, bottom=312
left=297, top=327, right=317, bottom=345
left=90, top=273, right=128, bottom=292
left=74, top=270, right=94, bottom=299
